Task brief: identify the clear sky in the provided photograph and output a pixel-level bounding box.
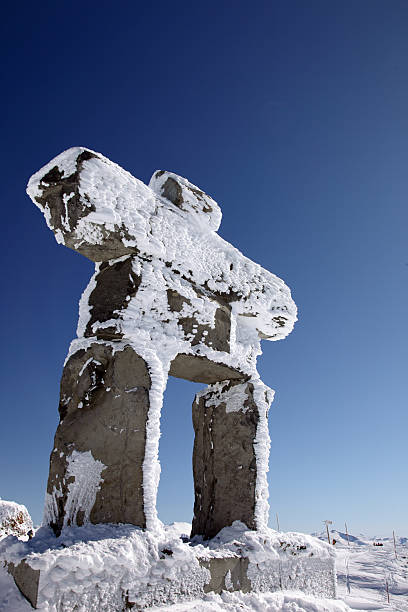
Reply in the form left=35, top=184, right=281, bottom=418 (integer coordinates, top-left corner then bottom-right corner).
left=1, top=1, right=407, bottom=536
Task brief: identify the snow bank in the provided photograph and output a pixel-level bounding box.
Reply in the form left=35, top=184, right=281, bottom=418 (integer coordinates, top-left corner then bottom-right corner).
left=148, top=591, right=351, bottom=611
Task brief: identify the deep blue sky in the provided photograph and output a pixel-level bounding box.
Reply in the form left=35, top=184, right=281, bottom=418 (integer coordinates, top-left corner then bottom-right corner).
left=1, top=1, right=407, bottom=536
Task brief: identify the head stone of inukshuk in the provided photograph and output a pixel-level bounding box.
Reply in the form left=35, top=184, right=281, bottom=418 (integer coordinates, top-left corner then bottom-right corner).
left=27, top=148, right=297, bottom=538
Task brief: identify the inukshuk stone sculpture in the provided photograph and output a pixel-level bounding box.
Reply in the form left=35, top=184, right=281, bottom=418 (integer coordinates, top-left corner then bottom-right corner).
left=27, top=147, right=297, bottom=539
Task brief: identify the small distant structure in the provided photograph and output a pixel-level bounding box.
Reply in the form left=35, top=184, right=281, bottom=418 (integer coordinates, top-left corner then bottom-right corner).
left=323, top=520, right=333, bottom=544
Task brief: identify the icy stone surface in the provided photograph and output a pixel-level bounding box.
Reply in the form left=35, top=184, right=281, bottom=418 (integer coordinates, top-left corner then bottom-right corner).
left=192, top=380, right=273, bottom=538
left=44, top=344, right=152, bottom=534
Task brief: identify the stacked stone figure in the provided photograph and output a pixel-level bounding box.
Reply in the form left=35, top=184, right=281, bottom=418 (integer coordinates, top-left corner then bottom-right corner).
left=27, top=147, right=297, bottom=539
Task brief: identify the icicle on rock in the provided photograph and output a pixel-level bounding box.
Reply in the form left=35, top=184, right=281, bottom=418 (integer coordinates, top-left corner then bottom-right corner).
left=26, top=147, right=298, bottom=538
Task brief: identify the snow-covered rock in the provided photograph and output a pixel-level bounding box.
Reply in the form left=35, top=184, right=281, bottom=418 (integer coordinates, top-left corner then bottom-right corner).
left=0, top=500, right=33, bottom=539
left=15, top=149, right=334, bottom=610
left=27, top=147, right=297, bottom=341
left=26, top=147, right=298, bottom=540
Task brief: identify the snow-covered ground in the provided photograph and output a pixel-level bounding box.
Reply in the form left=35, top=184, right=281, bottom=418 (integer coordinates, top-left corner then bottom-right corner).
left=316, top=529, right=408, bottom=611
left=1, top=526, right=407, bottom=611
left=0, top=564, right=348, bottom=612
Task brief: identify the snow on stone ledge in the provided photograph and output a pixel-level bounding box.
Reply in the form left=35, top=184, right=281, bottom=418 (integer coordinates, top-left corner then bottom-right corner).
left=203, top=520, right=334, bottom=561
left=1, top=521, right=338, bottom=610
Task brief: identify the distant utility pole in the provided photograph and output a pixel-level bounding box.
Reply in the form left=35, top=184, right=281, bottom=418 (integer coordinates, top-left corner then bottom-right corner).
left=276, top=513, right=280, bottom=532
left=345, top=522, right=350, bottom=547
left=324, top=520, right=332, bottom=544
left=393, top=530, right=398, bottom=559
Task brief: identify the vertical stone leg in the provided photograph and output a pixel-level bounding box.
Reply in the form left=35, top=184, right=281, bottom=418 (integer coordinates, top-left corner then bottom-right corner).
left=44, top=342, right=152, bottom=535
left=191, top=378, right=273, bottom=539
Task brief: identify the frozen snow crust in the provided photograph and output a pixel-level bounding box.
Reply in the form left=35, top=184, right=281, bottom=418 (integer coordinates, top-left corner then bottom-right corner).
left=1, top=522, right=336, bottom=611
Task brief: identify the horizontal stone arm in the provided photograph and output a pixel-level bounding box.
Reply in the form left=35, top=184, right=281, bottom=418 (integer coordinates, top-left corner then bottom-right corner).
left=27, top=147, right=155, bottom=262
left=27, top=147, right=297, bottom=340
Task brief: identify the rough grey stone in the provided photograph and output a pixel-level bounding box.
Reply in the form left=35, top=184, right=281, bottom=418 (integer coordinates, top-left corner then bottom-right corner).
left=167, top=288, right=231, bottom=352
left=35, top=151, right=97, bottom=231
left=169, top=354, right=245, bottom=384
left=149, top=170, right=219, bottom=231
left=200, top=556, right=251, bottom=594
left=161, top=176, right=184, bottom=209
left=191, top=380, right=260, bottom=539
left=8, top=560, right=40, bottom=608
left=85, top=256, right=142, bottom=340
left=32, top=150, right=137, bottom=262
left=47, top=344, right=151, bottom=535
